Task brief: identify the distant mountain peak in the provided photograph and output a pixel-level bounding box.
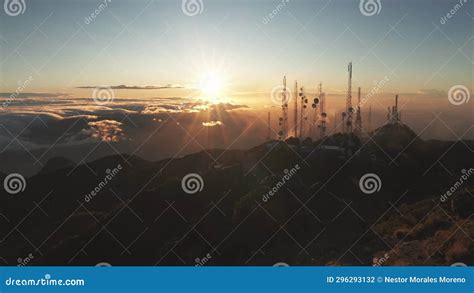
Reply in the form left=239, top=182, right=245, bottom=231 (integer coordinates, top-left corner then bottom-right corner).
left=370, top=122, right=421, bottom=151
left=39, top=157, right=75, bottom=175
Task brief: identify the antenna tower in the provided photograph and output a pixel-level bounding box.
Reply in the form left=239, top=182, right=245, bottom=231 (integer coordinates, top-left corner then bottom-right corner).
left=319, top=84, right=327, bottom=139
left=294, top=81, right=298, bottom=138
left=299, top=86, right=308, bottom=138
left=312, top=83, right=322, bottom=139
left=278, top=76, right=289, bottom=140
left=345, top=62, right=353, bottom=133
left=368, top=104, right=372, bottom=132
left=267, top=112, right=271, bottom=141
left=355, top=87, right=362, bottom=137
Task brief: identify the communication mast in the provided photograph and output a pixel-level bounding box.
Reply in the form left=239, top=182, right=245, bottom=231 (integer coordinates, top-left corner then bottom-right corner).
left=341, top=112, right=346, bottom=133
left=319, top=85, right=327, bottom=139
left=299, top=86, right=308, bottom=138
left=310, top=83, right=323, bottom=139
left=354, top=87, right=362, bottom=137
left=294, top=80, right=298, bottom=138
left=344, top=62, right=353, bottom=133
left=267, top=111, right=271, bottom=141
left=311, top=83, right=322, bottom=139
left=388, top=94, right=401, bottom=124
left=368, top=104, right=372, bottom=132
left=278, top=76, right=289, bottom=140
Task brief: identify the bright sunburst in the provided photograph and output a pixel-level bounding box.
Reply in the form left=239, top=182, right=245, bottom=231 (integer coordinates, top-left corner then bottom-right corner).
left=199, top=71, right=227, bottom=103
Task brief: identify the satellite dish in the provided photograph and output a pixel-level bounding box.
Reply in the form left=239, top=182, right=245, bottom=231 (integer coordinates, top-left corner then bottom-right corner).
left=312, top=104, right=317, bottom=108
left=303, top=105, right=307, bottom=109
left=314, top=98, right=319, bottom=104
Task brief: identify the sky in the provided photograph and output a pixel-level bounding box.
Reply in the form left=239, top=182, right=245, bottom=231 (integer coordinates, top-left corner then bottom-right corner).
left=0, top=0, right=472, bottom=173
left=0, top=0, right=472, bottom=97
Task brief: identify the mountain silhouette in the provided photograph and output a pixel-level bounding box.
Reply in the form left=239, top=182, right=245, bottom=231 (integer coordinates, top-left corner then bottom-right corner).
left=1, top=123, right=472, bottom=266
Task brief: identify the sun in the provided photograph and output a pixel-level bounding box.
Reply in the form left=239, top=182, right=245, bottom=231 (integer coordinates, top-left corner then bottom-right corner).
left=199, top=72, right=226, bottom=103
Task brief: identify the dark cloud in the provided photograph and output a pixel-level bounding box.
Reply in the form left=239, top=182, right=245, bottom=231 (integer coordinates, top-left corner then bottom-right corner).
left=76, top=84, right=184, bottom=90
left=0, top=92, right=68, bottom=98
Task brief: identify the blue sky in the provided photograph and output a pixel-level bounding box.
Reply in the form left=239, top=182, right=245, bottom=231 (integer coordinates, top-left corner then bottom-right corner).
left=0, top=0, right=472, bottom=97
